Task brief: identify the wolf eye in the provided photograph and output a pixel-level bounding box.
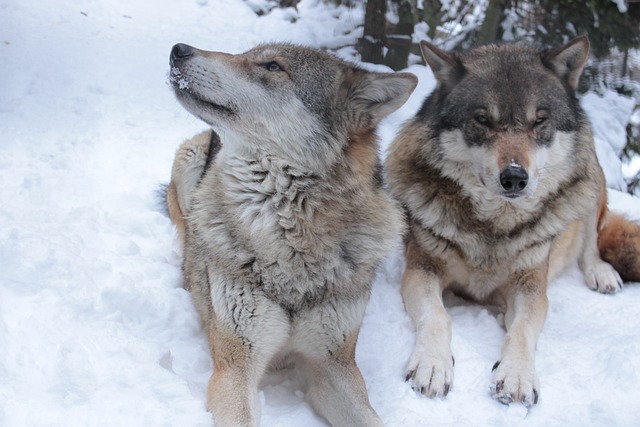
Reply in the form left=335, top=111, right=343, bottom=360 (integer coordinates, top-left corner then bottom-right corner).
left=263, top=61, right=282, bottom=72
left=534, top=117, right=547, bottom=127
left=475, top=115, right=490, bottom=126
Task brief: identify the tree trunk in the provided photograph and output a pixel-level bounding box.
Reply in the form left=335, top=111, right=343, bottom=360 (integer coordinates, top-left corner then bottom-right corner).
left=278, top=0, right=300, bottom=8
left=384, top=0, right=416, bottom=70
left=477, top=0, right=507, bottom=45
left=621, top=48, right=628, bottom=79
left=358, top=0, right=387, bottom=64
left=423, top=0, right=444, bottom=39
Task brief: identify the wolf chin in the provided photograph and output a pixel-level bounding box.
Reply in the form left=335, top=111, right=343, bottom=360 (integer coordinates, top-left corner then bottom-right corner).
left=385, top=36, right=640, bottom=407
left=166, top=42, right=417, bottom=426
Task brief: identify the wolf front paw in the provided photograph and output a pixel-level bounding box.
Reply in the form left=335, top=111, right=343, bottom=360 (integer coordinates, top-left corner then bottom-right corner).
left=178, top=141, right=209, bottom=167
left=585, top=261, right=623, bottom=294
left=490, top=361, right=539, bottom=407
left=404, top=351, right=454, bottom=398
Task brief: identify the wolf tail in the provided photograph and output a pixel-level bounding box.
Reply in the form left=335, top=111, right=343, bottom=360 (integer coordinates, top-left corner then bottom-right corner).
left=598, top=211, right=640, bottom=282
left=166, top=129, right=221, bottom=245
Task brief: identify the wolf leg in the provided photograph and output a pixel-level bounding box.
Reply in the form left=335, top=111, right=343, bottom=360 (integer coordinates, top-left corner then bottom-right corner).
left=547, top=217, right=622, bottom=293
left=490, top=267, right=548, bottom=407
left=206, top=284, right=290, bottom=426
left=400, top=238, right=453, bottom=398
left=167, top=130, right=217, bottom=244
left=206, top=327, right=261, bottom=426
left=580, top=211, right=623, bottom=294
left=295, top=296, right=383, bottom=427
left=402, top=265, right=453, bottom=398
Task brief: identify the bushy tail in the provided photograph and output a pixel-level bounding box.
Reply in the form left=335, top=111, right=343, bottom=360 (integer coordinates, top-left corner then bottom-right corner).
left=598, top=211, right=640, bottom=282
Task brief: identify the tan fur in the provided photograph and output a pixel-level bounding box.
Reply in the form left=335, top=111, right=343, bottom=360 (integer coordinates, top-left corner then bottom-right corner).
left=207, top=323, right=255, bottom=425
left=386, top=36, right=638, bottom=408
left=547, top=220, right=583, bottom=280
left=594, top=181, right=640, bottom=282
left=167, top=131, right=212, bottom=246
left=346, top=130, right=380, bottom=184
left=166, top=181, right=184, bottom=242
left=599, top=211, right=640, bottom=282
left=495, top=132, right=533, bottom=172
left=167, top=42, right=416, bottom=426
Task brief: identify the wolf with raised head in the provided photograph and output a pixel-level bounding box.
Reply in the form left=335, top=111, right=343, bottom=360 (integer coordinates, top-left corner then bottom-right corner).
left=385, top=36, right=640, bottom=407
left=166, top=42, right=417, bottom=426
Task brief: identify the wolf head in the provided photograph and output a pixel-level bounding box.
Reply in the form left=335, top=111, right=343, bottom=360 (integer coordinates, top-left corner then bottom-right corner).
left=169, top=43, right=416, bottom=172
left=419, top=37, right=590, bottom=201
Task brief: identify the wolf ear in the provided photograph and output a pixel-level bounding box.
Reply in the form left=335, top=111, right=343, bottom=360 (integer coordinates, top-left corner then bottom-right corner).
left=420, top=40, right=462, bottom=88
left=349, top=71, right=418, bottom=127
left=544, top=36, right=589, bottom=90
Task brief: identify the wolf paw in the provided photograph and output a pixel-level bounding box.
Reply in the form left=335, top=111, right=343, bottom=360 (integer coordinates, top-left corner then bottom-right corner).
left=585, top=261, right=623, bottom=294
left=175, top=132, right=211, bottom=168
left=490, top=361, right=539, bottom=408
left=404, top=352, right=454, bottom=398
left=180, top=144, right=208, bottom=167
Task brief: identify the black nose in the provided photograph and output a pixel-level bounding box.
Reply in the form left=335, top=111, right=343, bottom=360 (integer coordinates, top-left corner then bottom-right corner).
left=499, top=165, right=529, bottom=194
left=170, top=43, right=194, bottom=65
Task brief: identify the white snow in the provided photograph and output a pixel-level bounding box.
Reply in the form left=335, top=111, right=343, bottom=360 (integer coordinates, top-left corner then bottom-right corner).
left=1, top=0, right=640, bottom=426
left=582, top=90, right=636, bottom=192
left=611, top=0, right=628, bottom=14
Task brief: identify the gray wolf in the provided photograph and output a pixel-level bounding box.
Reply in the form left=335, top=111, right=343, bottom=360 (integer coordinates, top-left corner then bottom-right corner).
left=166, top=42, right=417, bottom=426
left=385, top=36, right=640, bottom=407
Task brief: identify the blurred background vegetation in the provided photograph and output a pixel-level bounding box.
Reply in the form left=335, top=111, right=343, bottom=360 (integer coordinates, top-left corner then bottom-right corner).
left=256, top=0, right=640, bottom=190
left=358, top=0, right=640, bottom=193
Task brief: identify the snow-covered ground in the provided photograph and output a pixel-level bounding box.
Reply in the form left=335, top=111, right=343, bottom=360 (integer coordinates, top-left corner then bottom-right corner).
left=1, top=0, right=640, bottom=426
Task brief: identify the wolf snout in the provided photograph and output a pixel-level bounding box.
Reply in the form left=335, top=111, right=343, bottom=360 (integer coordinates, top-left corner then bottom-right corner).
left=500, top=165, right=529, bottom=195
left=170, top=43, right=194, bottom=65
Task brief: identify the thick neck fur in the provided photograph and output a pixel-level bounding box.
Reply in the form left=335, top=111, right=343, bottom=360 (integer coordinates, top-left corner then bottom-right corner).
left=215, top=126, right=379, bottom=200
left=387, top=121, right=598, bottom=272
left=193, top=127, right=389, bottom=311
left=216, top=124, right=341, bottom=178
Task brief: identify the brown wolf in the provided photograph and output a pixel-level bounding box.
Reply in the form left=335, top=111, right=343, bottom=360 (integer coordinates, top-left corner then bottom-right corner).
left=385, top=36, right=640, bottom=407
left=166, top=42, right=417, bottom=425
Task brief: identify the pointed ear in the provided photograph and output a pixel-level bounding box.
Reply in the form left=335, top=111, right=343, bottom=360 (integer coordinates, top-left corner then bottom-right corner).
left=349, top=71, right=418, bottom=128
left=544, top=36, right=589, bottom=90
left=420, top=40, right=462, bottom=88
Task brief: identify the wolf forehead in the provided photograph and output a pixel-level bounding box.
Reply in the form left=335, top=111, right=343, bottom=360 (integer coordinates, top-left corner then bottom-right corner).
left=441, top=45, right=581, bottom=126
left=463, top=46, right=564, bottom=94
left=247, top=43, right=344, bottom=69
left=241, top=43, right=361, bottom=106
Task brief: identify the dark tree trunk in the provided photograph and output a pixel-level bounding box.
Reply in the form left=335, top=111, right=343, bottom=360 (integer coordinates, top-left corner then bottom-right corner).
left=477, top=0, right=507, bottom=45
left=278, top=0, right=300, bottom=8
left=384, top=0, right=416, bottom=70
left=423, top=0, right=444, bottom=39
left=621, top=48, right=628, bottom=78
left=358, top=0, right=387, bottom=64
